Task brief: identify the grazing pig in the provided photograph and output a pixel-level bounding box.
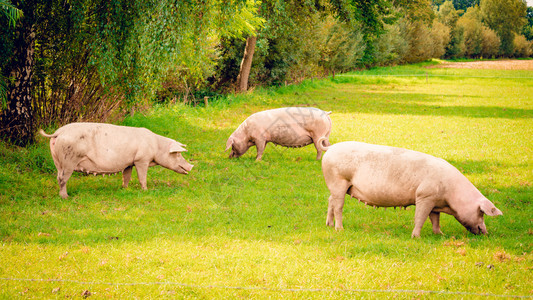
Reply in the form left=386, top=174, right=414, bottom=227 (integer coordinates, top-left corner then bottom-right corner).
left=225, top=107, right=332, bottom=160
left=320, top=141, right=502, bottom=237
left=40, top=122, right=193, bottom=198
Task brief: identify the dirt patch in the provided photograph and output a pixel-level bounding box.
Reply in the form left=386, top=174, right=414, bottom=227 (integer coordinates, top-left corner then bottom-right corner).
left=428, top=60, right=533, bottom=71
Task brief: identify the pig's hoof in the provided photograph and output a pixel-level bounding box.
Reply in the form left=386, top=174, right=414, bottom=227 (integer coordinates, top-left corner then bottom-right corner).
left=335, top=226, right=344, bottom=231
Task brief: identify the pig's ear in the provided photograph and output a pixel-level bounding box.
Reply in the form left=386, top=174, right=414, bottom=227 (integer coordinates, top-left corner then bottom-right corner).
left=169, top=141, right=187, bottom=153
left=480, top=198, right=502, bottom=216
left=225, top=138, right=233, bottom=152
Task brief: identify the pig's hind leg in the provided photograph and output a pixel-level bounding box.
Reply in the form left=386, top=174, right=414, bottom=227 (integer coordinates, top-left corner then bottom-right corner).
left=57, top=166, right=74, bottom=199
left=325, top=179, right=351, bottom=230
left=122, top=166, right=133, bottom=188
left=429, top=211, right=443, bottom=235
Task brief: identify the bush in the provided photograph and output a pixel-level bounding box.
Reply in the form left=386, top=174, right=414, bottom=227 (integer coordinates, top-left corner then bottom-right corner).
left=430, top=20, right=451, bottom=58
left=319, top=17, right=366, bottom=73
left=513, top=34, right=533, bottom=57
left=373, top=21, right=409, bottom=66
left=457, top=15, right=483, bottom=57
left=403, top=21, right=434, bottom=63
left=480, top=26, right=501, bottom=58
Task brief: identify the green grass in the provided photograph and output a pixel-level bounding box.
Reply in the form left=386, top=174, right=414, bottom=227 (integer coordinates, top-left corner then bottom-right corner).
left=1, top=62, right=531, bottom=298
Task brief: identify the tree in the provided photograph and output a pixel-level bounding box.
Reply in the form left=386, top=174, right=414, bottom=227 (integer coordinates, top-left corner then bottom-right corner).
left=481, top=0, right=527, bottom=56
left=319, top=16, right=365, bottom=75
left=452, top=0, right=479, bottom=11
left=0, top=0, right=22, bottom=108
left=0, top=0, right=37, bottom=146
left=430, top=20, right=451, bottom=58
left=235, top=0, right=319, bottom=91
left=1, top=0, right=262, bottom=146
left=234, top=0, right=400, bottom=92
left=480, top=25, right=500, bottom=57
left=403, top=20, right=435, bottom=62
left=513, top=34, right=532, bottom=57
left=456, top=6, right=484, bottom=57
left=522, top=7, right=533, bottom=40
left=438, top=0, right=464, bottom=57
left=0, top=0, right=22, bottom=27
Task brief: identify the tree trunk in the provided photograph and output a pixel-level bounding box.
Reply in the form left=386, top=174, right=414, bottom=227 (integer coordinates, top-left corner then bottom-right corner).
left=236, top=36, right=257, bottom=92
left=1, top=21, right=36, bottom=147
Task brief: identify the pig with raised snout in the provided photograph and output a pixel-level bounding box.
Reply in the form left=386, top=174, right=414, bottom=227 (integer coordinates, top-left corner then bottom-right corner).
left=320, top=141, right=502, bottom=238
left=225, top=107, right=332, bottom=161
left=40, top=122, right=193, bottom=198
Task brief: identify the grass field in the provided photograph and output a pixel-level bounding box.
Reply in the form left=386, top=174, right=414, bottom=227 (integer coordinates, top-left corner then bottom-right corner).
left=0, top=61, right=531, bottom=298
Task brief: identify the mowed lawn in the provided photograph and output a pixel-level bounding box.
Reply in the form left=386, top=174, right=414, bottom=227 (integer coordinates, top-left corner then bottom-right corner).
left=0, top=61, right=531, bottom=298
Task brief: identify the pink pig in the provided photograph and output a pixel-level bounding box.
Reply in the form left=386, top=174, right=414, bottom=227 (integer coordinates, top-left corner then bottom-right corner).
left=226, top=107, right=332, bottom=160
left=40, top=123, right=193, bottom=198
left=320, top=141, right=502, bottom=237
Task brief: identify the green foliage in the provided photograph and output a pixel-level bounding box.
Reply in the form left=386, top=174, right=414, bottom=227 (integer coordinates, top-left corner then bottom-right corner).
left=480, top=0, right=527, bottom=56
left=522, top=7, right=533, bottom=40
left=0, top=63, right=531, bottom=297
left=438, top=1, right=465, bottom=57
left=90, top=0, right=263, bottom=104
left=0, top=0, right=22, bottom=27
left=373, top=21, right=409, bottom=65
left=429, top=19, right=451, bottom=58
left=480, top=24, right=501, bottom=58
left=319, top=16, right=366, bottom=74
left=452, top=0, right=479, bottom=11
left=457, top=7, right=483, bottom=57
left=513, top=34, right=533, bottom=57
left=0, top=0, right=21, bottom=109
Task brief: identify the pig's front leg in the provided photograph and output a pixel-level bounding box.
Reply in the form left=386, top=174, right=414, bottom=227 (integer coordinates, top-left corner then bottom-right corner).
left=122, top=166, right=133, bottom=188
left=412, top=196, right=436, bottom=238
left=134, top=162, right=150, bottom=190
left=255, top=140, right=266, bottom=161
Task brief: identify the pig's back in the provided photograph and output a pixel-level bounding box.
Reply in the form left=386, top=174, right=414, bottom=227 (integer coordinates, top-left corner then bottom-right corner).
left=323, top=141, right=454, bottom=206
left=250, top=107, right=331, bottom=147
left=53, top=123, right=157, bottom=172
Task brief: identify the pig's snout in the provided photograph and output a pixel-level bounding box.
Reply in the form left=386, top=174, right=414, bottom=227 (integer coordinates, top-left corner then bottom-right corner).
left=228, top=150, right=241, bottom=159
left=176, top=162, right=193, bottom=174
left=183, top=163, right=194, bottom=174
left=466, top=223, right=487, bottom=235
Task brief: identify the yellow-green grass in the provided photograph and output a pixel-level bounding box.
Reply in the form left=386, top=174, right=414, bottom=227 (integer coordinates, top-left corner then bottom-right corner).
left=0, top=62, right=531, bottom=298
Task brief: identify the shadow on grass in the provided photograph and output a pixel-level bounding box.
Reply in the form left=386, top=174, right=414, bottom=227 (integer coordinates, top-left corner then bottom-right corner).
left=325, top=93, right=533, bottom=119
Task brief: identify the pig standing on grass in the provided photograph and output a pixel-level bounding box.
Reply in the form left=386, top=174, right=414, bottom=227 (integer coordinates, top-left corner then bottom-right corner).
left=226, top=107, right=332, bottom=160
left=320, top=141, right=502, bottom=237
left=40, top=123, right=193, bottom=198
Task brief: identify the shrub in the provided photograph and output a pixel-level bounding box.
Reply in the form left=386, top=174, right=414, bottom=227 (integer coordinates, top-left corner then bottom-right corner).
left=457, top=15, right=483, bottom=57
left=430, top=20, right=451, bottom=58
left=480, top=26, right=501, bottom=58
left=402, top=21, right=434, bottom=63
left=373, top=21, right=409, bottom=66
left=318, top=17, right=366, bottom=74
left=513, top=34, right=533, bottom=57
